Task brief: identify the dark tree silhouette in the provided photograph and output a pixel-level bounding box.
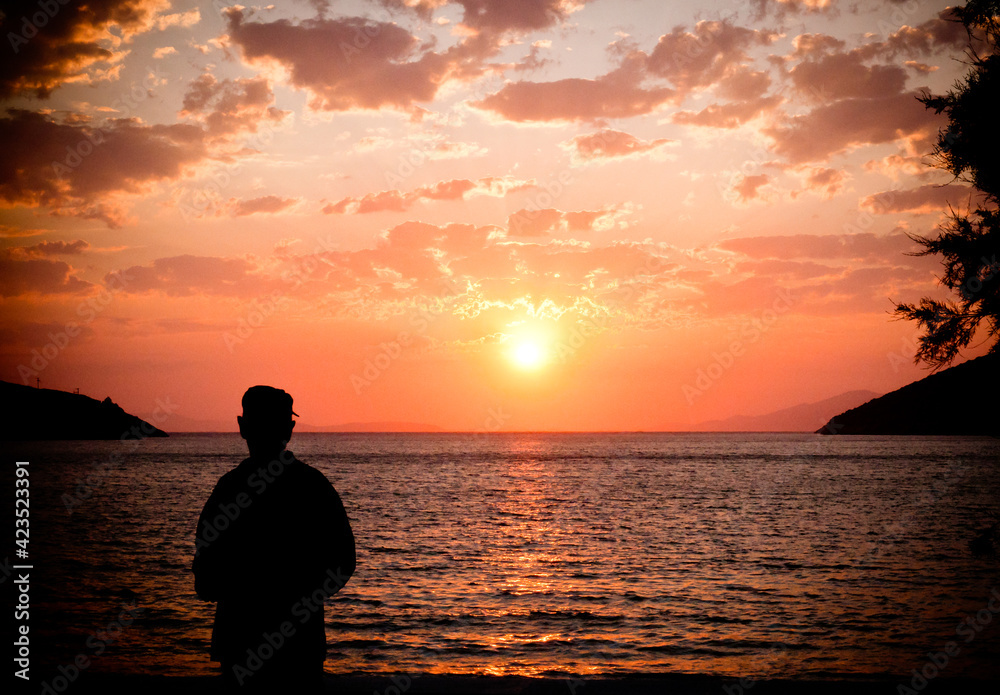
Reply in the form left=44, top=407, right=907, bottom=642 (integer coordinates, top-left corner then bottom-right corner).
left=894, top=0, right=1000, bottom=369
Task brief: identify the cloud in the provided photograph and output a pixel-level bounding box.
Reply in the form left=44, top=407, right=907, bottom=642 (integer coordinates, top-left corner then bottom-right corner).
left=798, top=167, right=848, bottom=198
left=224, top=9, right=458, bottom=113
left=0, top=0, right=173, bottom=99
left=732, top=174, right=771, bottom=203
left=0, top=109, right=209, bottom=227
left=154, top=7, right=200, bottom=31
left=865, top=7, right=968, bottom=59
left=473, top=53, right=675, bottom=123
left=562, top=129, right=675, bottom=164
left=180, top=74, right=290, bottom=136
left=863, top=154, right=937, bottom=181
left=763, top=91, right=940, bottom=163
left=645, top=20, right=779, bottom=96
left=670, top=66, right=782, bottom=129
left=787, top=33, right=846, bottom=59
left=452, top=0, right=587, bottom=36
left=506, top=206, right=629, bottom=236
left=0, top=225, right=48, bottom=239
left=231, top=196, right=299, bottom=217
left=506, top=208, right=564, bottom=236
left=326, top=176, right=534, bottom=214
left=672, top=94, right=783, bottom=129
left=750, top=0, right=833, bottom=17
left=0, top=248, right=92, bottom=297
left=859, top=184, right=975, bottom=215
left=788, top=51, right=908, bottom=101
left=717, top=232, right=921, bottom=262
left=10, top=240, right=91, bottom=257
left=109, top=255, right=264, bottom=296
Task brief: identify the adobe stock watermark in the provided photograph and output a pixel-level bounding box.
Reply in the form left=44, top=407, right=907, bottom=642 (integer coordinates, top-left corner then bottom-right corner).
left=7, top=0, right=73, bottom=53
left=349, top=280, right=464, bottom=395
left=339, top=21, right=382, bottom=63
left=229, top=566, right=353, bottom=686
left=552, top=252, right=671, bottom=364
left=683, top=288, right=795, bottom=404
left=222, top=292, right=290, bottom=353
left=505, top=170, right=576, bottom=235
left=897, top=586, right=1000, bottom=695
left=51, top=66, right=168, bottom=180
left=32, top=600, right=145, bottom=693
left=18, top=269, right=134, bottom=385
left=61, top=396, right=179, bottom=513
left=175, top=121, right=278, bottom=222
left=223, top=232, right=342, bottom=353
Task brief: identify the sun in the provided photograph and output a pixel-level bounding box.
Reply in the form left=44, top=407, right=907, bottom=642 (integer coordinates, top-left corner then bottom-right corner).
left=513, top=340, right=544, bottom=368
left=510, top=338, right=547, bottom=369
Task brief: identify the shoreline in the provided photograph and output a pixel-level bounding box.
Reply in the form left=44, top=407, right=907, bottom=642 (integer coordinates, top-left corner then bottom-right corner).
left=26, top=671, right=1000, bottom=695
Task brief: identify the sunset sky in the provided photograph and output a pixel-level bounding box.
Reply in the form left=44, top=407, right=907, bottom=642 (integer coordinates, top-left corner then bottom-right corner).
left=0, top=0, right=989, bottom=431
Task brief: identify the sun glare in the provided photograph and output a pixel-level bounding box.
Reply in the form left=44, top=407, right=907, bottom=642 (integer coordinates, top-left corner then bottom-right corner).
left=511, top=339, right=546, bottom=369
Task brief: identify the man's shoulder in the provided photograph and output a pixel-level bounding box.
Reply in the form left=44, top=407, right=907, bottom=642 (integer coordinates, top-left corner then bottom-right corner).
left=215, top=457, right=254, bottom=481
left=288, top=458, right=334, bottom=486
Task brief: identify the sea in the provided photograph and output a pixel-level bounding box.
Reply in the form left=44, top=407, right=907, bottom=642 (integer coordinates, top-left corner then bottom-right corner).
left=5, top=433, right=1000, bottom=682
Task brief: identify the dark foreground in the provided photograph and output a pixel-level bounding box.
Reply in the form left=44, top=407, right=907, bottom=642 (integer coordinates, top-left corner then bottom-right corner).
left=29, top=672, right=1000, bottom=695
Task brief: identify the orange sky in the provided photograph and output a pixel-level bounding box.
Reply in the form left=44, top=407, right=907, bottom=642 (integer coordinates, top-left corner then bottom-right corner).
left=0, top=0, right=989, bottom=431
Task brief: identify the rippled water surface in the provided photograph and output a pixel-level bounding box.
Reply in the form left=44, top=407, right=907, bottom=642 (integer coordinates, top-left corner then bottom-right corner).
left=8, top=433, right=1000, bottom=679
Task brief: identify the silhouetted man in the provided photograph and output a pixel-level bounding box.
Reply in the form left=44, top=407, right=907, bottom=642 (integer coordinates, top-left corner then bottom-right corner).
left=193, top=386, right=356, bottom=692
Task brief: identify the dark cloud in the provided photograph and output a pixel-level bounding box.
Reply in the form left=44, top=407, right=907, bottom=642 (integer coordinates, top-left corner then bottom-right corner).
left=0, top=0, right=175, bottom=99
left=0, top=109, right=209, bottom=227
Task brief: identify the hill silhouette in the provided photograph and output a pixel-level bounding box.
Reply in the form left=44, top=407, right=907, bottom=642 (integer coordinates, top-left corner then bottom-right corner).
left=0, top=381, right=168, bottom=440
left=818, top=353, right=999, bottom=435
left=690, top=390, right=879, bottom=432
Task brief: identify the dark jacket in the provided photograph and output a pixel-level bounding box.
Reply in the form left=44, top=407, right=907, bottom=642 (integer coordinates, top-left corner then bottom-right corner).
left=192, top=451, right=356, bottom=670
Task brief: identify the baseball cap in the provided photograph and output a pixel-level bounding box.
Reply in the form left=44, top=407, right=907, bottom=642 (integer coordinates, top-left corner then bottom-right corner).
left=241, top=385, right=298, bottom=421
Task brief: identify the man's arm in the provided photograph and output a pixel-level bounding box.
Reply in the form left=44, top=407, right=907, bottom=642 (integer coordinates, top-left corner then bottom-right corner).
left=192, top=481, right=227, bottom=601
left=321, top=480, right=356, bottom=593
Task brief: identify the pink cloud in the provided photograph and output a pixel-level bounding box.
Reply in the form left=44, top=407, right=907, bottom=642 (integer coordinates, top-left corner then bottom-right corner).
left=13, top=240, right=91, bottom=257
left=859, top=184, right=976, bottom=215
left=0, top=249, right=92, bottom=297
left=787, top=33, right=846, bottom=59
left=789, top=52, right=908, bottom=101
left=646, top=20, right=779, bottom=95
left=474, top=53, right=675, bottom=123
left=733, top=174, right=771, bottom=203
left=672, top=95, right=783, bottom=129
left=231, top=196, right=299, bottom=217
left=718, top=232, right=922, bottom=262
left=327, top=176, right=533, bottom=214
left=800, top=167, right=848, bottom=198
left=866, top=8, right=968, bottom=58
left=763, top=92, right=940, bottom=163
left=109, top=255, right=264, bottom=297
left=507, top=208, right=564, bottom=236
left=563, top=129, right=675, bottom=163
left=180, top=74, right=290, bottom=137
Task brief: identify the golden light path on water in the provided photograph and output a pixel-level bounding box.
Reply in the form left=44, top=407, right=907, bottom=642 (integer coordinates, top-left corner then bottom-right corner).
left=11, top=433, right=1000, bottom=680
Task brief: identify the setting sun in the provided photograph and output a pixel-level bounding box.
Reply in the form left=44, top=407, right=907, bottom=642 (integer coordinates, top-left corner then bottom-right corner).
left=511, top=339, right=547, bottom=370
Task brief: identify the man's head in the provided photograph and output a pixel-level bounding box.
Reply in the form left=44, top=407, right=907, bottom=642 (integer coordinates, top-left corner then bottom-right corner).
left=237, top=385, right=297, bottom=456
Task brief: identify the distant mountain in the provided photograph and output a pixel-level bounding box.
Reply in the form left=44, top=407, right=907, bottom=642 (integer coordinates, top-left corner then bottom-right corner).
left=156, top=416, right=444, bottom=433
left=818, top=353, right=999, bottom=435
left=0, top=381, right=168, bottom=440
left=297, top=421, right=444, bottom=432
left=691, top=390, right=880, bottom=432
